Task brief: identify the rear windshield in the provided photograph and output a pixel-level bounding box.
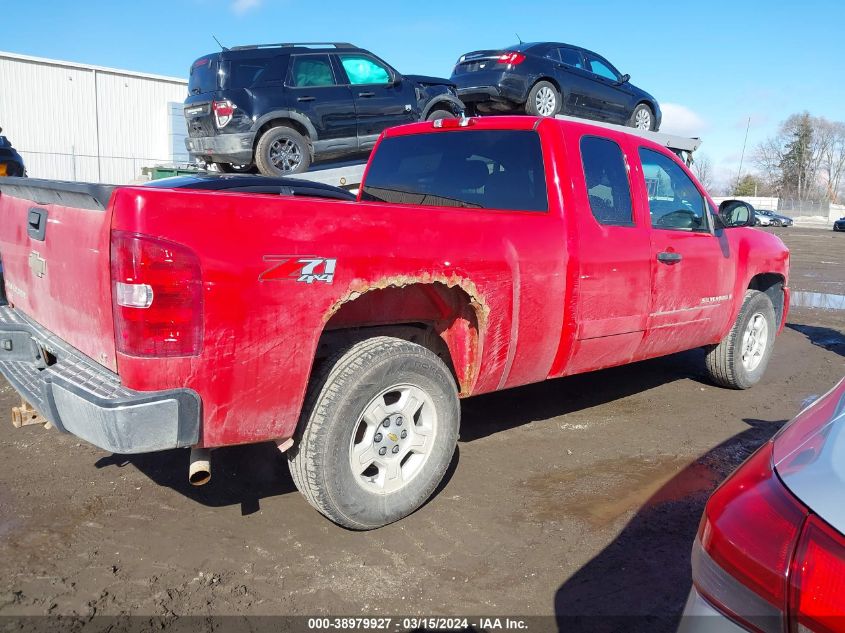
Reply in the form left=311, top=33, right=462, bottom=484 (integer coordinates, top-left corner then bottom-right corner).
left=361, top=130, right=547, bottom=212
left=189, top=57, right=219, bottom=94
left=220, top=59, right=271, bottom=89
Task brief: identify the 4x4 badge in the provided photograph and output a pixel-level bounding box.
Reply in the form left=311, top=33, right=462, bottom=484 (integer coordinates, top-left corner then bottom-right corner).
left=259, top=256, right=336, bottom=284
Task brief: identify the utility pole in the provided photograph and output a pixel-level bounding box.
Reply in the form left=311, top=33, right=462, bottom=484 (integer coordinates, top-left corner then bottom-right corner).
left=735, top=116, right=751, bottom=194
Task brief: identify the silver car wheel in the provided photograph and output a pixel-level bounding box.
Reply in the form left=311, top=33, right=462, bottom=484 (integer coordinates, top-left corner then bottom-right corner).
left=535, top=86, right=557, bottom=117
left=269, top=137, right=303, bottom=172
left=349, top=384, right=438, bottom=495
left=635, top=108, right=652, bottom=130
left=741, top=313, right=769, bottom=372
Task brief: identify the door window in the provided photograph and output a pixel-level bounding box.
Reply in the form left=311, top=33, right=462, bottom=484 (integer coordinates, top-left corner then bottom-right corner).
left=290, top=55, right=336, bottom=87
left=639, top=148, right=709, bottom=232
left=558, top=47, right=584, bottom=69
left=339, top=55, right=391, bottom=85
left=587, top=56, right=619, bottom=80
left=580, top=136, right=633, bottom=226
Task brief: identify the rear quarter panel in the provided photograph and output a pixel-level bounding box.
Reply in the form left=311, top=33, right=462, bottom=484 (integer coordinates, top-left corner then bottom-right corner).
left=112, top=124, right=568, bottom=446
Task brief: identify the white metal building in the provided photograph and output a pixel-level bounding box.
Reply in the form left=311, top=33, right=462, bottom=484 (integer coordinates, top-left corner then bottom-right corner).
left=0, top=51, right=189, bottom=184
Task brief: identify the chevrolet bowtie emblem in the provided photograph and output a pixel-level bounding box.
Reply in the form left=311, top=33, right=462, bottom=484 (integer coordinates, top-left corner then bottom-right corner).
left=387, top=432, right=398, bottom=442
left=28, top=251, right=46, bottom=278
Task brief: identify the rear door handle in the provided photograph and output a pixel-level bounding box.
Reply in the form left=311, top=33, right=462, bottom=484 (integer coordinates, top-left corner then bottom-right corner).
left=657, top=251, right=682, bottom=264
left=296, top=96, right=315, bottom=102
left=358, top=92, right=375, bottom=98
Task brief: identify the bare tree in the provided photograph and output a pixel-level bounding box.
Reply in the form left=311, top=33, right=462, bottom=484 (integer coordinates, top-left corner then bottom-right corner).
left=754, top=112, right=834, bottom=202
left=818, top=119, right=845, bottom=203
left=691, top=154, right=714, bottom=190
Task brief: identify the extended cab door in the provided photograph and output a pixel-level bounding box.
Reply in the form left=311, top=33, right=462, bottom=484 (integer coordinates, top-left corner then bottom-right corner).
left=335, top=53, right=417, bottom=151
left=556, top=129, right=652, bottom=376
left=633, top=146, right=735, bottom=356
left=285, top=54, right=357, bottom=152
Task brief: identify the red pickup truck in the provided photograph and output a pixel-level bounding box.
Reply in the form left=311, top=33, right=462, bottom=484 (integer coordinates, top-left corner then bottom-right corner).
left=0, top=116, right=789, bottom=529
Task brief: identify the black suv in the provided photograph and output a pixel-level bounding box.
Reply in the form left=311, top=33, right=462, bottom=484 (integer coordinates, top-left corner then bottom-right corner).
left=184, top=42, right=464, bottom=175
left=0, top=128, right=26, bottom=178
left=451, top=42, right=661, bottom=131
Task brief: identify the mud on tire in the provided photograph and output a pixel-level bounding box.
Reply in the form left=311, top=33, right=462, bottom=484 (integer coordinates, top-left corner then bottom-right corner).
left=288, top=337, right=460, bottom=530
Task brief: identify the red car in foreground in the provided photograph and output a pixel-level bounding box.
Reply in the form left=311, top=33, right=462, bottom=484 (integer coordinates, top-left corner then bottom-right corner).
left=681, top=377, right=845, bottom=632
left=0, top=116, right=789, bottom=528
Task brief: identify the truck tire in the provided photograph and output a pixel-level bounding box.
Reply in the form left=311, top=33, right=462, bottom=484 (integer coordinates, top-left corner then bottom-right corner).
left=288, top=336, right=460, bottom=529
left=705, top=290, right=776, bottom=389
left=426, top=109, right=456, bottom=121
left=255, top=126, right=311, bottom=176
left=525, top=81, right=560, bottom=117
left=628, top=103, right=656, bottom=131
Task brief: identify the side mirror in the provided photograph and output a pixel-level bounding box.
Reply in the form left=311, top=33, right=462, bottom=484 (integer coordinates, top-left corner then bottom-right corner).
left=389, top=74, right=402, bottom=87
left=619, top=73, right=630, bottom=84
left=718, top=200, right=756, bottom=228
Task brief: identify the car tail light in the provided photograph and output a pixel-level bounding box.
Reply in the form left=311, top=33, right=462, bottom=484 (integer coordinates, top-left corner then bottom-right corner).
left=790, top=516, right=845, bottom=632
left=497, top=52, right=526, bottom=65
left=111, top=231, right=203, bottom=357
left=693, top=443, right=809, bottom=632
left=212, top=99, right=235, bottom=128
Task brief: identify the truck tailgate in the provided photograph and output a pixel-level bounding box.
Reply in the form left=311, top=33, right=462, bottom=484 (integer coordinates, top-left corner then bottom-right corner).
left=0, top=178, right=118, bottom=371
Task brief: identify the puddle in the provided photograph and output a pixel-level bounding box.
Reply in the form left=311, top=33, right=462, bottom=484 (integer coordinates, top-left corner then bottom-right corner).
left=522, top=457, right=719, bottom=527
left=791, top=291, right=845, bottom=310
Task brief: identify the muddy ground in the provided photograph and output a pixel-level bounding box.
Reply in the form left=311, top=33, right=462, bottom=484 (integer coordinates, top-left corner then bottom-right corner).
left=0, top=228, right=843, bottom=631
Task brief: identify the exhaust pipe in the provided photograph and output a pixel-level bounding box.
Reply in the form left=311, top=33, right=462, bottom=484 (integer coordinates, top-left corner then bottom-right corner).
left=189, top=447, right=211, bottom=486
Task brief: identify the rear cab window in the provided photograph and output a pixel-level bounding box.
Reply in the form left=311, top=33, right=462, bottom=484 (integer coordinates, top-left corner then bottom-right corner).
left=361, top=130, right=548, bottom=212
left=580, top=136, right=633, bottom=226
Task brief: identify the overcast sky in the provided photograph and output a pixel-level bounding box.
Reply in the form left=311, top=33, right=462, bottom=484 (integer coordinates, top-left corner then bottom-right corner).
left=3, top=0, right=844, bottom=190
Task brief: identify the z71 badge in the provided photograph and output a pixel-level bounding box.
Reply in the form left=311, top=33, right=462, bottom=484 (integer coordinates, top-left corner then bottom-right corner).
left=259, top=256, right=337, bottom=284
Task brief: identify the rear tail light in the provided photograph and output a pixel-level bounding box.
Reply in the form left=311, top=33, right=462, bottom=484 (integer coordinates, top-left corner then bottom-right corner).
left=790, top=516, right=845, bottom=633
left=497, top=52, right=526, bottom=65
left=693, top=440, right=845, bottom=632
left=212, top=99, right=235, bottom=128
left=694, top=443, right=808, bottom=632
left=110, top=231, right=203, bottom=357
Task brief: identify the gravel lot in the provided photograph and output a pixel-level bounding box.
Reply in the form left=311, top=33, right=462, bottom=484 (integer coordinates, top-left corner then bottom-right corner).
left=0, top=227, right=843, bottom=631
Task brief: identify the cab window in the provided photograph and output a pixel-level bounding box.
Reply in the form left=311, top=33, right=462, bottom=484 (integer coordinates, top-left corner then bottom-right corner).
left=580, top=136, right=633, bottom=226
left=639, top=148, right=708, bottom=232
left=339, top=55, right=391, bottom=85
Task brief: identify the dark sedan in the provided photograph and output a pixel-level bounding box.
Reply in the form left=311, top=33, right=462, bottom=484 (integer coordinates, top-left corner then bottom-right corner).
left=451, top=42, right=661, bottom=130
left=834, top=216, right=845, bottom=231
